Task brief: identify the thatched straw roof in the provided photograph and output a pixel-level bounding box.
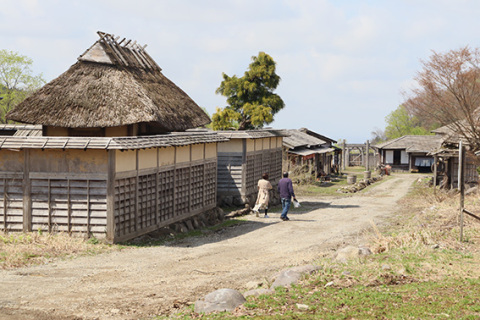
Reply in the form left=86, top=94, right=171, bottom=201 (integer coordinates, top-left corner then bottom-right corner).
left=6, top=31, right=210, bottom=132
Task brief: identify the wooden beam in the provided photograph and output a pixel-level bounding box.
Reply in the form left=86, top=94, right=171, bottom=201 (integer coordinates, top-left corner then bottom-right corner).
left=459, top=141, right=465, bottom=242
left=135, top=149, right=139, bottom=232
left=463, top=208, right=480, bottom=222
left=3, top=178, right=7, bottom=232
left=106, top=150, right=116, bottom=243
left=433, top=155, right=437, bottom=195
left=67, top=178, right=72, bottom=233
left=240, top=141, right=247, bottom=199
left=87, top=179, right=91, bottom=236
left=48, top=179, right=51, bottom=232
left=155, top=147, right=160, bottom=226
left=188, top=145, right=192, bottom=212
left=23, top=150, right=32, bottom=232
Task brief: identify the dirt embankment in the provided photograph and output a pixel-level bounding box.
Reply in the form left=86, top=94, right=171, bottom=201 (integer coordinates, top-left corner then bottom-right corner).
left=0, top=174, right=418, bottom=320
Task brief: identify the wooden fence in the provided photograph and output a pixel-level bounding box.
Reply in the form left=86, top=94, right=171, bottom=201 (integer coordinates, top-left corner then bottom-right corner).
left=0, top=159, right=217, bottom=242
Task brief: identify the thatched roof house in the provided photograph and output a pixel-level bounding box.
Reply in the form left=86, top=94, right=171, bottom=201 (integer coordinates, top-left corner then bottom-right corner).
left=0, top=32, right=227, bottom=243
left=7, top=31, right=210, bottom=136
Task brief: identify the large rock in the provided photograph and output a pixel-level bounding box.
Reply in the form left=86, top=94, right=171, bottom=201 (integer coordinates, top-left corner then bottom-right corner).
left=194, top=288, right=246, bottom=314
left=271, top=265, right=320, bottom=288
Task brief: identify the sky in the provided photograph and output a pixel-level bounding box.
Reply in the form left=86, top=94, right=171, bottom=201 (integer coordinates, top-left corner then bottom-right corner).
left=1, top=0, right=480, bottom=143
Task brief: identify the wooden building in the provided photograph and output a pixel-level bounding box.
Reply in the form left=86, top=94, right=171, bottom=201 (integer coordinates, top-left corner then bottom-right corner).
left=375, top=135, right=443, bottom=172
left=1, top=31, right=226, bottom=243
left=216, top=130, right=285, bottom=207
left=429, top=125, right=479, bottom=189
left=283, top=128, right=339, bottom=177
left=0, top=133, right=227, bottom=243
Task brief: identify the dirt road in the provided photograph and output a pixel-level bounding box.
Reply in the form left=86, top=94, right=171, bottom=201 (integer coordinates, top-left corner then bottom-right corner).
left=0, top=174, right=419, bottom=320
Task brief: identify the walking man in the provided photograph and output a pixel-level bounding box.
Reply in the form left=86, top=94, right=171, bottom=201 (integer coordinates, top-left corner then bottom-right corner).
left=278, top=171, right=297, bottom=221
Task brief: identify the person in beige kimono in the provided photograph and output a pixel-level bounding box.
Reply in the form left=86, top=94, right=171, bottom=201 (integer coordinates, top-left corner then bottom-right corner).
left=252, top=173, right=273, bottom=218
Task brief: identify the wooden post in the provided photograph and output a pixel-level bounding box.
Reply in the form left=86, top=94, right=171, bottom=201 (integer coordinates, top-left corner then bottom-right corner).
left=458, top=141, right=465, bottom=242
left=106, top=150, right=116, bottom=243
left=135, top=149, right=139, bottom=231
left=188, top=145, right=192, bottom=212
left=344, top=147, right=349, bottom=169
left=173, top=146, right=177, bottom=217
left=67, top=178, right=71, bottom=233
left=156, top=147, right=160, bottom=226
left=433, top=155, right=437, bottom=195
left=241, top=139, right=247, bottom=200
left=23, top=150, right=32, bottom=232
left=342, top=141, right=346, bottom=170
left=365, top=140, right=370, bottom=171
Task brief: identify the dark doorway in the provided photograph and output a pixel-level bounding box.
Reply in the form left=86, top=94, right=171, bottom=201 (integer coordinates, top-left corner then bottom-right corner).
left=393, top=150, right=401, bottom=165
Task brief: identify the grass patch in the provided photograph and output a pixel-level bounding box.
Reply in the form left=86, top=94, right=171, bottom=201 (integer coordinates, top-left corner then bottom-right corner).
left=0, top=232, right=119, bottom=269
left=170, top=178, right=480, bottom=319
left=1, top=219, right=248, bottom=269
left=295, top=172, right=389, bottom=197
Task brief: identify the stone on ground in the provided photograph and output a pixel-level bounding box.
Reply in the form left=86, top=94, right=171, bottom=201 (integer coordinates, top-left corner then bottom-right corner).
left=194, top=288, right=246, bottom=314
left=335, top=245, right=372, bottom=263
left=271, top=265, right=320, bottom=288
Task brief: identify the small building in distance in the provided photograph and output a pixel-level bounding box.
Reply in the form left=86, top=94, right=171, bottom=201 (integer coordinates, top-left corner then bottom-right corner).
left=283, top=128, right=339, bottom=178
left=375, top=135, right=443, bottom=172
left=1, top=31, right=227, bottom=243
left=429, top=125, right=479, bottom=189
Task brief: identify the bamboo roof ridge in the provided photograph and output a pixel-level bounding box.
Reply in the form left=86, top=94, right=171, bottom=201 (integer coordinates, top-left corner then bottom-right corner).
left=6, top=31, right=210, bottom=132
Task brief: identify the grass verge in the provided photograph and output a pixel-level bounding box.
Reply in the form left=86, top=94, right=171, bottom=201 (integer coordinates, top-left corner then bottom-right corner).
left=0, top=219, right=248, bottom=269
left=168, top=178, right=480, bottom=319
left=0, top=232, right=119, bottom=269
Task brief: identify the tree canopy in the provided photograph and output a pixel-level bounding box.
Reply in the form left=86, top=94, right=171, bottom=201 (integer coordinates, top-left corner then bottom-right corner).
left=384, top=105, right=432, bottom=140
left=404, top=46, right=480, bottom=150
left=212, top=52, right=284, bottom=130
left=0, top=50, right=45, bottom=123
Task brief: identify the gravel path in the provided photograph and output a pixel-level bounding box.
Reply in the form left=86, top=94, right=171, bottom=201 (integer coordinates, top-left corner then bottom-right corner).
left=0, top=174, right=419, bottom=320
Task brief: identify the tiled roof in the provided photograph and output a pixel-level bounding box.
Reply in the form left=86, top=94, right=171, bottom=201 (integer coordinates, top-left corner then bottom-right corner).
left=375, top=135, right=444, bottom=153
left=216, top=129, right=287, bottom=139
left=282, top=129, right=327, bottom=149
left=0, top=132, right=229, bottom=150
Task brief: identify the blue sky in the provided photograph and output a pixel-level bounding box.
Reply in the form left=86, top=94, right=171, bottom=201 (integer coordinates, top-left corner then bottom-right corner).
left=1, top=0, right=479, bottom=142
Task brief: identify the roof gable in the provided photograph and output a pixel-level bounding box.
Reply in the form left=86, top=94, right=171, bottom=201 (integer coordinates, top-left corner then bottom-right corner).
left=78, top=31, right=161, bottom=71
left=283, top=129, right=328, bottom=149
left=6, top=31, right=210, bottom=132
left=375, top=135, right=443, bottom=153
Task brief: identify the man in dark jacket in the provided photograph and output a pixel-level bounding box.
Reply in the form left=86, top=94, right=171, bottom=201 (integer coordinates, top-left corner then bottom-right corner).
left=277, top=172, right=297, bottom=221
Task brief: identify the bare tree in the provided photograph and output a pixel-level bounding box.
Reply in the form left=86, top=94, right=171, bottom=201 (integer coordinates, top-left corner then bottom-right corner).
left=405, top=47, right=480, bottom=150
left=370, top=127, right=386, bottom=144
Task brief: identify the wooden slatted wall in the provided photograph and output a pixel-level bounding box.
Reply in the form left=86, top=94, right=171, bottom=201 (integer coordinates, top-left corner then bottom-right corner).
left=450, top=156, right=478, bottom=189
left=217, top=152, right=243, bottom=192
left=0, top=173, right=108, bottom=236
left=113, top=159, right=217, bottom=241
left=0, top=175, right=24, bottom=232
left=30, top=175, right=108, bottom=236
left=245, top=148, right=282, bottom=198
